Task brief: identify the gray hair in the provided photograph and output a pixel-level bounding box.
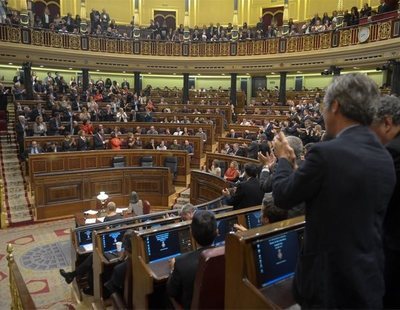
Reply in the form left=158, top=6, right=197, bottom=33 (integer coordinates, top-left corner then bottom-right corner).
left=286, top=136, right=303, bottom=160
left=180, top=203, right=195, bottom=215
left=324, top=73, right=379, bottom=125
left=373, top=95, right=400, bottom=126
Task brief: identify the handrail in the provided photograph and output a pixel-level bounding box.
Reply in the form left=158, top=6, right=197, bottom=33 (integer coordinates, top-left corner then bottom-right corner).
left=0, top=16, right=399, bottom=57
left=0, top=181, right=7, bottom=228
left=7, top=244, right=36, bottom=310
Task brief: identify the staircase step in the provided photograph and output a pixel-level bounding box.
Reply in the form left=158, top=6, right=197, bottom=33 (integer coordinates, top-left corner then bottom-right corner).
left=176, top=197, right=190, bottom=204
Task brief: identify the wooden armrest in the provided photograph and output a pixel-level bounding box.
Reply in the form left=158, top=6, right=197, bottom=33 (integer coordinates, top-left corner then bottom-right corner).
left=110, top=292, right=127, bottom=310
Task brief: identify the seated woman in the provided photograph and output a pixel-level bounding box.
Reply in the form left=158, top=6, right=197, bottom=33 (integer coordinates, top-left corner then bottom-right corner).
left=33, top=116, right=47, bottom=136
left=224, top=160, right=240, bottom=183
left=128, top=191, right=150, bottom=216
left=109, top=132, right=122, bottom=150
left=104, top=201, right=123, bottom=222
left=209, top=159, right=222, bottom=177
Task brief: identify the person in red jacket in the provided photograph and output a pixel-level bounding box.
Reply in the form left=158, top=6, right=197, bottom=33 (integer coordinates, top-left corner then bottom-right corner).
left=109, top=131, right=122, bottom=150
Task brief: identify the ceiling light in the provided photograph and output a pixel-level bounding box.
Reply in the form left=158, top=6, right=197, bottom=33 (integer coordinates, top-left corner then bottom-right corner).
left=96, top=69, right=100, bottom=72
left=68, top=67, right=73, bottom=70
left=40, top=65, right=44, bottom=68
left=8, top=62, right=13, bottom=65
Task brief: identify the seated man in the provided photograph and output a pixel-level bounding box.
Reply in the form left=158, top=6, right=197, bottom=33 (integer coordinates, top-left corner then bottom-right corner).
left=180, top=203, right=196, bottom=221
left=60, top=229, right=134, bottom=296
left=167, top=210, right=217, bottom=309
left=222, top=163, right=264, bottom=210
left=234, top=193, right=290, bottom=232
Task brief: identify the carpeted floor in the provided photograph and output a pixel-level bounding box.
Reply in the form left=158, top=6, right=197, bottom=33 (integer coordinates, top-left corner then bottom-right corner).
left=0, top=218, right=77, bottom=309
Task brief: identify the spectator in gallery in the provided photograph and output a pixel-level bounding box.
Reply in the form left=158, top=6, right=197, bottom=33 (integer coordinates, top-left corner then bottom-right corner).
left=109, top=131, right=122, bottom=150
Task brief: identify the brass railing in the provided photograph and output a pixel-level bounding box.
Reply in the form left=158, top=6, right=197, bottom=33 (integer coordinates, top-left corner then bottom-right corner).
left=0, top=181, right=6, bottom=228
left=7, top=244, right=36, bottom=310
left=0, top=17, right=399, bottom=57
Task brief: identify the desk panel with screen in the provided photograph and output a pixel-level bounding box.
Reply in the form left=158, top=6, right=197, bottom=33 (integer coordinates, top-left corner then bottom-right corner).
left=245, top=210, right=262, bottom=229
left=252, top=228, right=303, bottom=288
left=144, top=226, right=193, bottom=263
left=214, top=216, right=238, bottom=246
left=224, top=216, right=305, bottom=309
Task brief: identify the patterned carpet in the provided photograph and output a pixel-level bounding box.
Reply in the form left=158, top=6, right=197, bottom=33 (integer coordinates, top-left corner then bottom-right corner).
left=0, top=218, right=77, bottom=309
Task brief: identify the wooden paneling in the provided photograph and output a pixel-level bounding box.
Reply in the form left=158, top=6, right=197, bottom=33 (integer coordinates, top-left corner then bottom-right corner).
left=190, top=170, right=227, bottom=205
left=28, top=149, right=190, bottom=187
left=34, top=167, right=174, bottom=220
left=25, top=134, right=203, bottom=168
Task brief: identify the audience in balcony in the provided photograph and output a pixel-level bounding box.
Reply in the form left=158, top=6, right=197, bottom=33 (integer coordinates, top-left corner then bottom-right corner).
left=1, top=2, right=396, bottom=41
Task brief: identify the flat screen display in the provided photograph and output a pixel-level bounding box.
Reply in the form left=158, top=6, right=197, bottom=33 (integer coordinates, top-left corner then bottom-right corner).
left=101, top=230, right=125, bottom=253
left=77, top=229, right=92, bottom=246
left=245, top=210, right=262, bottom=229
left=213, top=216, right=238, bottom=246
left=144, top=227, right=193, bottom=263
left=253, top=229, right=303, bottom=287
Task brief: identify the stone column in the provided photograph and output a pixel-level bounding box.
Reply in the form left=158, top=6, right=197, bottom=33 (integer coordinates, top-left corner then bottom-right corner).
left=183, top=0, right=190, bottom=41
left=82, top=68, right=89, bottom=92
left=279, top=72, right=287, bottom=105
left=230, top=73, right=237, bottom=106
left=80, top=0, right=88, bottom=33
left=282, top=0, right=289, bottom=35
left=134, top=72, right=141, bottom=95
left=391, top=61, right=400, bottom=96
left=182, top=73, right=190, bottom=104
left=133, top=0, right=141, bottom=39
left=232, top=0, right=239, bottom=41
left=22, top=62, right=33, bottom=99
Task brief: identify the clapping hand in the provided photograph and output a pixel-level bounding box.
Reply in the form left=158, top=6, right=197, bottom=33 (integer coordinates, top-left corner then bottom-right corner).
left=258, top=151, right=276, bottom=169
left=273, top=132, right=297, bottom=169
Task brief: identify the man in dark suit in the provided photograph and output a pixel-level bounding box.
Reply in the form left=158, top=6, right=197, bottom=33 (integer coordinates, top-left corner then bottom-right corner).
left=371, top=95, right=400, bottom=309
left=93, top=126, right=107, bottom=150
left=167, top=210, right=217, bottom=309
left=48, top=112, right=65, bottom=136
left=272, top=73, right=396, bottom=308
left=222, top=163, right=264, bottom=210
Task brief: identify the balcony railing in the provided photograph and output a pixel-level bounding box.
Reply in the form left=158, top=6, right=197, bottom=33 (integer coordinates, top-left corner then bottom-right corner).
left=0, top=17, right=399, bottom=57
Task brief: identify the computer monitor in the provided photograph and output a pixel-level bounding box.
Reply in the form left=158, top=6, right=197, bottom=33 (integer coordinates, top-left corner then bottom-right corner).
left=77, top=229, right=92, bottom=246
left=144, top=226, right=193, bottom=263
left=245, top=210, right=262, bottom=229
left=101, top=229, right=126, bottom=254
left=214, top=216, right=238, bottom=246
left=207, top=200, right=221, bottom=210
left=252, top=228, right=303, bottom=288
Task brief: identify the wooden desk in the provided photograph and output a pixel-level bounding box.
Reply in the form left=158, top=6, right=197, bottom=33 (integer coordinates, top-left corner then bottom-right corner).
left=225, top=216, right=305, bottom=309
left=32, top=166, right=175, bottom=220
left=131, top=206, right=266, bottom=309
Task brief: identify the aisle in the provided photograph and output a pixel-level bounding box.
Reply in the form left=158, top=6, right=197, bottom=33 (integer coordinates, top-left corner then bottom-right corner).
left=0, top=105, right=34, bottom=226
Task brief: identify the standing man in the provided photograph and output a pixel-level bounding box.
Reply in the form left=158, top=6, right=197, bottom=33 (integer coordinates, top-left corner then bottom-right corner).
left=371, top=95, right=400, bottom=309
left=272, top=73, right=396, bottom=308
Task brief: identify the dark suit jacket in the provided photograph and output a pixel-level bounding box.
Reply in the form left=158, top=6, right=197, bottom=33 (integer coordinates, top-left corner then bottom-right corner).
left=77, top=137, right=89, bottom=151
left=167, top=248, right=210, bottom=309
left=384, top=133, right=400, bottom=251
left=93, top=133, right=105, bottom=150
left=230, top=177, right=264, bottom=210
left=272, top=125, right=396, bottom=308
